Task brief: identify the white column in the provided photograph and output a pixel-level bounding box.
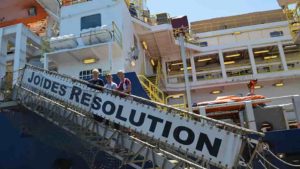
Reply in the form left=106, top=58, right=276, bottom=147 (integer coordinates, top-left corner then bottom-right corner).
left=247, top=45, right=258, bottom=75
left=46, top=17, right=56, bottom=37
left=13, top=24, right=27, bottom=85
left=199, top=106, right=206, bottom=116
left=190, top=57, right=197, bottom=82
left=292, top=96, right=300, bottom=125
left=278, top=41, right=288, bottom=71
left=0, top=28, right=6, bottom=79
left=43, top=53, right=48, bottom=70
left=245, top=101, right=257, bottom=130
left=108, top=42, right=113, bottom=72
left=218, top=50, right=227, bottom=79
left=161, top=60, right=168, bottom=86
left=178, top=34, right=192, bottom=112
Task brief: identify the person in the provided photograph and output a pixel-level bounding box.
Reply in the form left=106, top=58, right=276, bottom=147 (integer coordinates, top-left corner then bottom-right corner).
left=116, top=70, right=132, bottom=132
left=247, top=79, right=257, bottom=96
left=104, top=73, right=117, bottom=90
left=117, top=70, right=132, bottom=97
left=88, top=69, right=107, bottom=124
left=88, top=69, right=104, bottom=90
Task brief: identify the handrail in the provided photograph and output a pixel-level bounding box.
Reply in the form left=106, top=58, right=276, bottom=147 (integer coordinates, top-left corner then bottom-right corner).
left=20, top=64, right=264, bottom=136
left=166, top=94, right=187, bottom=111
left=282, top=2, right=300, bottom=43
left=47, top=21, right=123, bottom=50
left=138, top=75, right=165, bottom=103
left=60, top=0, right=90, bottom=6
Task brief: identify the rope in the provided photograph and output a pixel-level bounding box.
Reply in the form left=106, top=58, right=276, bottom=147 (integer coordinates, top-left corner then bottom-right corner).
left=258, top=160, right=268, bottom=169
left=262, top=143, right=300, bottom=168
left=255, top=151, right=280, bottom=169
left=248, top=141, right=300, bottom=168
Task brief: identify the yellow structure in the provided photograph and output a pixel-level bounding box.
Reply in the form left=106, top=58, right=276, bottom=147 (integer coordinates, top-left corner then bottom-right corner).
left=278, top=0, right=300, bottom=44
left=138, top=75, right=165, bottom=104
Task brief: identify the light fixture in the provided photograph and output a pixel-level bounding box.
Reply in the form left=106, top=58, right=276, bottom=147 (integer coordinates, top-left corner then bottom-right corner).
left=197, top=58, right=212, bottom=62
left=142, top=41, right=148, bottom=50
left=180, top=67, right=192, bottom=71
left=225, top=54, right=240, bottom=58
left=171, top=62, right=183, bottom=66
left=254, top=50, right=269, bottom=54
left=83, top=58, right=97, bottom=64
left=277, top=153, right=285, bottom=159
left=264, top=55, right=277, bottom=60
left=210, top=90, right=222, bottom=94
left=284, top=44, right=297, bottom=49
left=274, top=82, right=284, bottom=87
left=233, top=31, right=241, bottom=35
left=131, top=60, right=136, bottom=67
left=224, top=61, right=235, bottom=65
left=254, top=85, right=263, bottom=89
left=172, top=95, right=182, bottom=99
left=150, top=58, right=155, bottom=66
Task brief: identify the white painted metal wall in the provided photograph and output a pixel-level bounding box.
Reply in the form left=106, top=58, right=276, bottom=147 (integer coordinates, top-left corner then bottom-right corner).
left=58, top=0, right=145, bottom=75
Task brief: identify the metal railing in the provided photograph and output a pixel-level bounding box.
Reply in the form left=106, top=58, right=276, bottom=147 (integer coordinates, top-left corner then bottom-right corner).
left=166, top=94, right=187, bottom=112
left=282, top=2, right=300, bottom=42
left=58, top=0, right=91, bottom=6
left=12, top=64, right=267, bottom=168
left=15, top=84, right=197, bottom=169
left=20, top=64, right=262, bottom=136
left=48, top=22, right=123, bottom=51
left=138, top=75, right=165, bottom=104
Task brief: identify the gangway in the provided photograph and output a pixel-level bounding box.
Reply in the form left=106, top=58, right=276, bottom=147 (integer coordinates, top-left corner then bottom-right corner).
left=6, top=64, right=264, bottom=169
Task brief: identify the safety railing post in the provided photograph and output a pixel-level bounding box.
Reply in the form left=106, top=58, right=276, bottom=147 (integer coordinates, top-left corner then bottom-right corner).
left=244, top=101, right=257, bottom=131
left=292, top=95, right=300, bottom=126
left=199, top=106, right=206, bottom=116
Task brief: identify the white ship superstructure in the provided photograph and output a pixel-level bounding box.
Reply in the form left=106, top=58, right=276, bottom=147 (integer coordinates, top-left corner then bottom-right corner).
left=1, top=0, right=300, bottom=168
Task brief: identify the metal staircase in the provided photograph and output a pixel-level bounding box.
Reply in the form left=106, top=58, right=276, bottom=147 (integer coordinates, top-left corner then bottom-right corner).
left=8, top=64, right=264, bottom=169
left=138, top=75, right=165, bottom=104
left=278, top=0, right=300, bottom=44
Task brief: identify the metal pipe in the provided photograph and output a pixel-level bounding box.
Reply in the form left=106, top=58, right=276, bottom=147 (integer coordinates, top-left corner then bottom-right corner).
left=178, top=33, right=193, bottom=112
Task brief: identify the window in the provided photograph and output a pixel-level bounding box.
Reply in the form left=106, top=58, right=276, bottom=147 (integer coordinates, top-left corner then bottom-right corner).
left=270, top=31, right=284, bottom=37
left=79, top=68, right=102, bottom=80
left=81, top=14, right=101, bottom=30
left=199, top=41, right=208, bottom=47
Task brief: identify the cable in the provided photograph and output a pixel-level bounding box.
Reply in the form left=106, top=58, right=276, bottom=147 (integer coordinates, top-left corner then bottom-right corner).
left=258, top=160, right=268, bottom=169
left=262, top=143, right=300, bottom=168
left=255, top=150, right=280, bottom=169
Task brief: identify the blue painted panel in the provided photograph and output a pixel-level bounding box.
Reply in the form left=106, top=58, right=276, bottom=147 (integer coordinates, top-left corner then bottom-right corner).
left=85, top=72, right=150, bottom=100
left=263, top=129, right=300, bottom=154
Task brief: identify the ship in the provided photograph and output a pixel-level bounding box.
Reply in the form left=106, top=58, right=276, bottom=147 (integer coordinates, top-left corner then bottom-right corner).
left=0, top=0, right=300, bottom=169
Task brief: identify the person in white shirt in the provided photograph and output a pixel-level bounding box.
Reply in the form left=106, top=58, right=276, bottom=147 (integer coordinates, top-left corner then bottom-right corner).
left=104, top=73, right=117, bottom=90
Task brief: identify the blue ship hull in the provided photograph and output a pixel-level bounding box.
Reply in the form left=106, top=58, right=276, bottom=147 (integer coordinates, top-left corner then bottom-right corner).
left=1, top=109, right=300, bottom=169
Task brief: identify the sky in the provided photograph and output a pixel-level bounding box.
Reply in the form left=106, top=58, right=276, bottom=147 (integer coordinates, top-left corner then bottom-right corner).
left=147, top=0, right=281, bottom=22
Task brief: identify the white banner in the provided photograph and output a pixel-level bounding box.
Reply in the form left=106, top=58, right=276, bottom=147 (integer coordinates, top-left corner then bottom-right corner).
left=21, top=66, right=243, bottom=168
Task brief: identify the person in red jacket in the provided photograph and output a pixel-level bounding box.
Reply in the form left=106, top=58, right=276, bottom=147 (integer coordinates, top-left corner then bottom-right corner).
left=247, top=79, right=257, bottom=96
left=117, top=70, right=132, bottom=97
